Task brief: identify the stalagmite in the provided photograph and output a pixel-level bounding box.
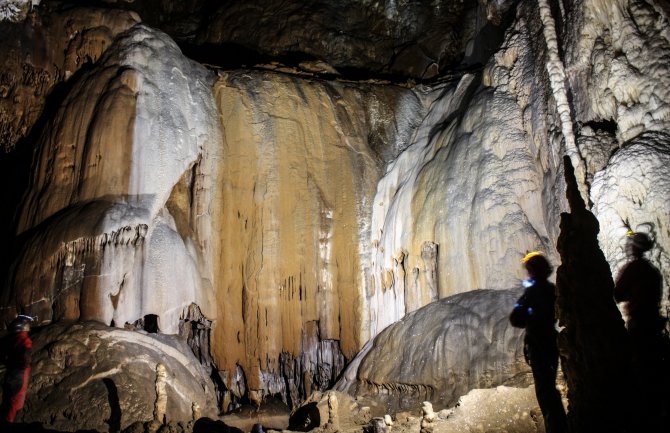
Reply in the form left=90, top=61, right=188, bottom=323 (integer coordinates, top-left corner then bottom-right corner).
left=327, top=392, right=339, bottom=431
left=191, top=402, right=201, bottom=422
left=420, top=401, right=435, bottom=433
left=154, top=363, right=168, bottom=424
left=556, top=157, right=635, bottom=433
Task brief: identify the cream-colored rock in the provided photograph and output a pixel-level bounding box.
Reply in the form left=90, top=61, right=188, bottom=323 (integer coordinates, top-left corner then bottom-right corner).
left=368, top=52, right=558, bottom=336
left=564, top=0, right=670, bottom=320
left=591, top=133, right=670, bottom=316
left=211, top=69, right=423, bottom=405
left=431, top=386, right=545, bottom=433
left=566, top=0, right=670, bottom=143
left=4, top=25, right=221, bottom=335
left=336, top=289, right=529, bottom=413
left=154, top=363, right=168, bottom=423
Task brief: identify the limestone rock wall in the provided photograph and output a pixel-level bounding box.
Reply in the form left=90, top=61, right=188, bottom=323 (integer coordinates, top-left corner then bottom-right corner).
left=97, top=0, right=506, bottom=79
left=0, top=3, right=140, bottom=152
left=211, top=70, right=423, bottom=406
left=366, top=8, right=562, bottom=338
left=2, top=23, right=222, bottom=336
left=563, top=0, right=670, bottom=319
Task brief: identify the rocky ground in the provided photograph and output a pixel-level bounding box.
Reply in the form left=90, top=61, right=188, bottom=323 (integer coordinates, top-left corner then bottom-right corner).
left=5, top=384, right=557, bottom=433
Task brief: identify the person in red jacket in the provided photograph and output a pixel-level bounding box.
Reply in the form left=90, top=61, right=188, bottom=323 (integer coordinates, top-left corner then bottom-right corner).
left=0, top=314, right=33, bottom=424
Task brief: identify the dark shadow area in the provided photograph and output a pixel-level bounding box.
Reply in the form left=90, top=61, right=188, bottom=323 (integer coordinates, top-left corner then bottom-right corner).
left=459, top=5, right=514, bottom=70
left=0, top=60, right=96, bottom=299
left=102, top=378, right=121, bottom=433
left=287, top=402, right=320, bottom=432
left=143, top=314, right=160, bottom=333
left=193, top=417, right=245, bottom=433
left=178, top=41, right=425, bottom=84
left=581, top=119, right=618, bottom=135
left=555, top=156, right=639, bottom=433
left=1, top=422, right=99, bottom=433
left=179, top=41, right=277, bottom=70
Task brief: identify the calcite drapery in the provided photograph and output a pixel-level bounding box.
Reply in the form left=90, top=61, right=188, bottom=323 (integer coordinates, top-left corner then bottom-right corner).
left=211, top=70, right=421, bottom=405
left=3, top=24, right=221, bottom=334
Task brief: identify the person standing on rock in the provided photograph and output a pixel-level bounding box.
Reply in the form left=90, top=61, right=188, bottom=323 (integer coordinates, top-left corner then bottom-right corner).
left=614, top=230, right=668, bottom=428
left=509, top=252, right=567, bottom=433
left=614, top=230, right=665, bottom=340
left=0, top=314, right=34, bottom=424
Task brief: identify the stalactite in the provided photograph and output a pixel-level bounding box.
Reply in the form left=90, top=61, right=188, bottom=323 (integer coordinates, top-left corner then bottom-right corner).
left=537, top=0, right=589, bottom=202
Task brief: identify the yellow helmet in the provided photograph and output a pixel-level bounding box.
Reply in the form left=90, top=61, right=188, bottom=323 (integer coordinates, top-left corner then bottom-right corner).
left=522, top=251, right=544, bottom=263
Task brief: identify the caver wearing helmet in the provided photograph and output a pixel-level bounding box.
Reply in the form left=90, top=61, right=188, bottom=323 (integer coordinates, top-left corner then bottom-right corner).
left=0, top=315, right=34, bottom=424
left=510, top=252, right=567, bottom=433
left=615, top=230, right=668, bottom=429
left=615, top=231, right=663, bottom=336
left=9, top=315, right=33, bottom=333
left=625, top=230, right=654, bottom=257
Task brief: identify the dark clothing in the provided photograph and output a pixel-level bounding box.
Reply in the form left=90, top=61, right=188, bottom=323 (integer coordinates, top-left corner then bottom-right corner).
left=1, top=331, right=32, bottom=423
left=615, top=257, right=668, bottom=429
left=511, top=278, right=567, bottom=433
left=614, top=257, right=664, bottom=337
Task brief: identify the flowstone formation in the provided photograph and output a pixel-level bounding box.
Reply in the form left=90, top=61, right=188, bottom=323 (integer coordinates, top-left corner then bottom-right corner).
left=2, top=23, right=221, bottom=335
left=336, top=289, right=530, bottom=414
left=211, top=69, right=420, bottom=408
left=0, top=0, right=669, bottom=430
left=563, top=0, right=670, bottom=323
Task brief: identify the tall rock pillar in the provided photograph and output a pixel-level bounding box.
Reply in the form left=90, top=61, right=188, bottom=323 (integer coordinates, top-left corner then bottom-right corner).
left=555, top=156, right=634, bottom=432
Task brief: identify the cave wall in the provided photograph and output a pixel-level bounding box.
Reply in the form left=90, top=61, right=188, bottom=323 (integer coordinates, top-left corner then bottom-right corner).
left=0, top=0, right=669, bottom=422
left=209, top=70, right=422, bottom=405
left=561, top=0, right=670, bottom=316
left=2, top=23, right=221, bottom=336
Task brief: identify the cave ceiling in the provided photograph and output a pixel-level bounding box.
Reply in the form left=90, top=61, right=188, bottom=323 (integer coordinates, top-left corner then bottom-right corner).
left=33, top=0, right=516, bottom=79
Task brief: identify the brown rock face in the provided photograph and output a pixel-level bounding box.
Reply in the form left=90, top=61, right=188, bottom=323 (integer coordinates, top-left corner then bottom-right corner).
left=92, top=0, right=511, bottom=79
left=0, top=4, right=140, bottom=152
left=211, top=70, right=420, bottom=406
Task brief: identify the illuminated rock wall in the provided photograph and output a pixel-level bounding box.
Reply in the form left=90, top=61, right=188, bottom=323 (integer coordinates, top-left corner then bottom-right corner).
left=2, top=24, right=222, bottom=335
left=211, top=70, right=423, bottom=405
left=564, top=0, right=670, bottom=315
left=0, top=0, right=669, bottom=422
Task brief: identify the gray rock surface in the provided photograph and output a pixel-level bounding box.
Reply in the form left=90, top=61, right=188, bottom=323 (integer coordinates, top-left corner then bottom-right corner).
left=17, top=321, right=218, bottom=431
left=336, top=289, right=529, bottom=414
